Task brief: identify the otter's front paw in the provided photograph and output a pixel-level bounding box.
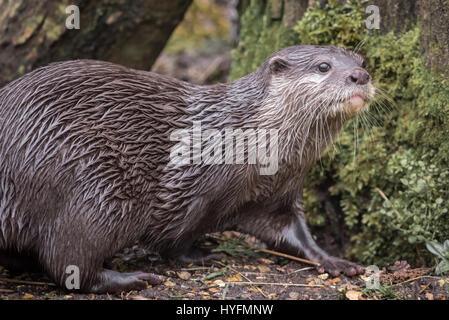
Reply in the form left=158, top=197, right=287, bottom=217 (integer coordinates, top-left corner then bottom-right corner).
left=316, top=257, right=365, bottom=277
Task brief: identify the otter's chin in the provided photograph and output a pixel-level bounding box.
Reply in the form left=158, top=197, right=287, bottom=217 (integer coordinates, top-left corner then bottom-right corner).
left=344, top=94, right=367, bottom=116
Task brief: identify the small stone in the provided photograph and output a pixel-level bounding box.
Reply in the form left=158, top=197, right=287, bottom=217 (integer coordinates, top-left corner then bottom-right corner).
left=318, top=273, right=329, bottom=280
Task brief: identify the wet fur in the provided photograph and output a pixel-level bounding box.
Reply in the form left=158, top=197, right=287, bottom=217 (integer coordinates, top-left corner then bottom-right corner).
left=0, top=46, right=371, bottom=291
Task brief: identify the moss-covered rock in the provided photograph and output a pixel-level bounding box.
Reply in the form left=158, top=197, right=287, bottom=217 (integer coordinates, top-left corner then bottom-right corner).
left=231, top=0, right=449, bottom=267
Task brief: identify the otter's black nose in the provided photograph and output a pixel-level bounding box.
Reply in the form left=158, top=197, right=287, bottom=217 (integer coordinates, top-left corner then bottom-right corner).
left=348, top=70, right=370, bottom=85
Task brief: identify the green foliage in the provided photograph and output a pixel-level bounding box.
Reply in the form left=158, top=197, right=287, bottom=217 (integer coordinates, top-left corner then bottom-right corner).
left=229, top=0, right=298, bottom=80
left=231, top=0, right=449, bottom=267
left=426, top=241, right=449, bottom=275
left=362, top=284, right=398, bottom=300
left=213, top=238, right=265, bottom=258
left=293, top=0, right=367, bottom=49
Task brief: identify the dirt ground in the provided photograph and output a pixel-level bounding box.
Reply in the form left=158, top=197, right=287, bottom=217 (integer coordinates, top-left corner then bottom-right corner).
left=1, top=233, right=448, bottom=300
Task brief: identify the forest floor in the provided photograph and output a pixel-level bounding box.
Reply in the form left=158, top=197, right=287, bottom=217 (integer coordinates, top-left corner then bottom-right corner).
left=1, top=232, right=448, bottom=300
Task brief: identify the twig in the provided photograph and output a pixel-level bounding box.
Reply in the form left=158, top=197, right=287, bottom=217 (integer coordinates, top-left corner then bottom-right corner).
left=229, top=281, right=324, bottom=288
left=0, top=277, right=56, bottom=286
left=207, top=233, right=320, bottom=266
left=287, top=267, right=315, bottom=275
left=217, top=261, right=268, bottom=298
left=250, top=247, right=320, bottom=266
left=375, top=187, right=402, bottom=218
left=222, top=283, right=230, bottom=300
left=386, top=275, right=441, bottom=288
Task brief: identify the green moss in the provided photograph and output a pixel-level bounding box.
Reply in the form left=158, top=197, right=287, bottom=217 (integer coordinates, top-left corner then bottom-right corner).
left=231, top=0, right=449, bottom=267
left=229, top=0, right=298, bottom=81
left=293, top=0, right=367, bottom=49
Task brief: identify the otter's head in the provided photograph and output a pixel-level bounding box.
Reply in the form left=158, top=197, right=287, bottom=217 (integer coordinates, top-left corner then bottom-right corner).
left=263, top=45, right=375, bottom=118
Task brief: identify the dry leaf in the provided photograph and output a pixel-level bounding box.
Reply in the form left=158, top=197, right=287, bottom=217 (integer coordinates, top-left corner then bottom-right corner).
left=22, top=293, right=35, bottom=299
left=177, top=271, right=191, bottom=280
left=425, top=293, right=434, bottom=300
left=257, top=265, right=271, bottom=273
left=326, top=277, right=341, bottom=284
left=164, top=280, right=176, bottom=287
left=258, top=258, right=274, bottom=264
left=346, top=290, right=362, bottom=300
left=213, top=279, right=226, bottom=288
left=226, top=274, right=243, bottom=282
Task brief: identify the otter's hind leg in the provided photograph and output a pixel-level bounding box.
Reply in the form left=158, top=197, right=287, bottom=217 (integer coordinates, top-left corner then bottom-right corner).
left=0, top=250, right=42, bottom=273
left=38, top=210, right=162, bottom=293
left=89, top=270, right=162, bottom=293
left=40, top=241, right=163, bottom=293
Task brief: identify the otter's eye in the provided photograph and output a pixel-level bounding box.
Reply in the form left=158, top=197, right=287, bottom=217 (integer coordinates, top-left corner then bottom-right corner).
left=318, top=63, right=331, bottom=73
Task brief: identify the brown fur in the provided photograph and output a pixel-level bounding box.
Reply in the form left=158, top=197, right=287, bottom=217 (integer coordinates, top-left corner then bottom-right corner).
left=0, top=46, right=374, bottom=292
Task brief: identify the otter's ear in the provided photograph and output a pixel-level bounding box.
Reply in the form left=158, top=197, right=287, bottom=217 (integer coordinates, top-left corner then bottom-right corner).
left=268, top=57, right=290, bottom=74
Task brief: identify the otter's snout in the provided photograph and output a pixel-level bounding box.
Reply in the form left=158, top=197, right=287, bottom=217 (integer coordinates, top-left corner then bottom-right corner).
left=347, top=69, right=370, bottom=85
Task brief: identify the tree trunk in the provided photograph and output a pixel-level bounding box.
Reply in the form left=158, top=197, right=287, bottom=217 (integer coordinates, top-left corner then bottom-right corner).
left=0, top=0, right=192, bottom=87
left=417, top=0, right=449, bottom=76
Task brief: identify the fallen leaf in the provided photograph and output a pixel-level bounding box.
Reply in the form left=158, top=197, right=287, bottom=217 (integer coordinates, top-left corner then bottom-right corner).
left=326, top=277, right=341, bottom=284
left=177, top=271, right=191, bottom=280
left=257, top=265, right=270, bottom=273
left=226, top=274, right=243, bottom=282
left=346, top=290, right=363, bottom=300
left=213, top=279, right=226, bottom=288
left=209, top=288, right=220, bottom=293
left=258, top=258, right=274, bottom=264
left=22, top=293, right=34, bottom=300
left=164, top=280, right=176, bottom=287
left=425, top=292, right=434, bottom=300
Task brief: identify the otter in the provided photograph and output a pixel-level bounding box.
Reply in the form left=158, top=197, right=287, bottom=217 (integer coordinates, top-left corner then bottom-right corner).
left=0, top=45, right=375, bottom=293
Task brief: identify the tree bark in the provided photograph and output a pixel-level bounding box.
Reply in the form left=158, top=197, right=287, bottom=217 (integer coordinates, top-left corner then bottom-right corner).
left=0, top=0, right=192, bottom=87
left=417, top=0, right=449, bottom=76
